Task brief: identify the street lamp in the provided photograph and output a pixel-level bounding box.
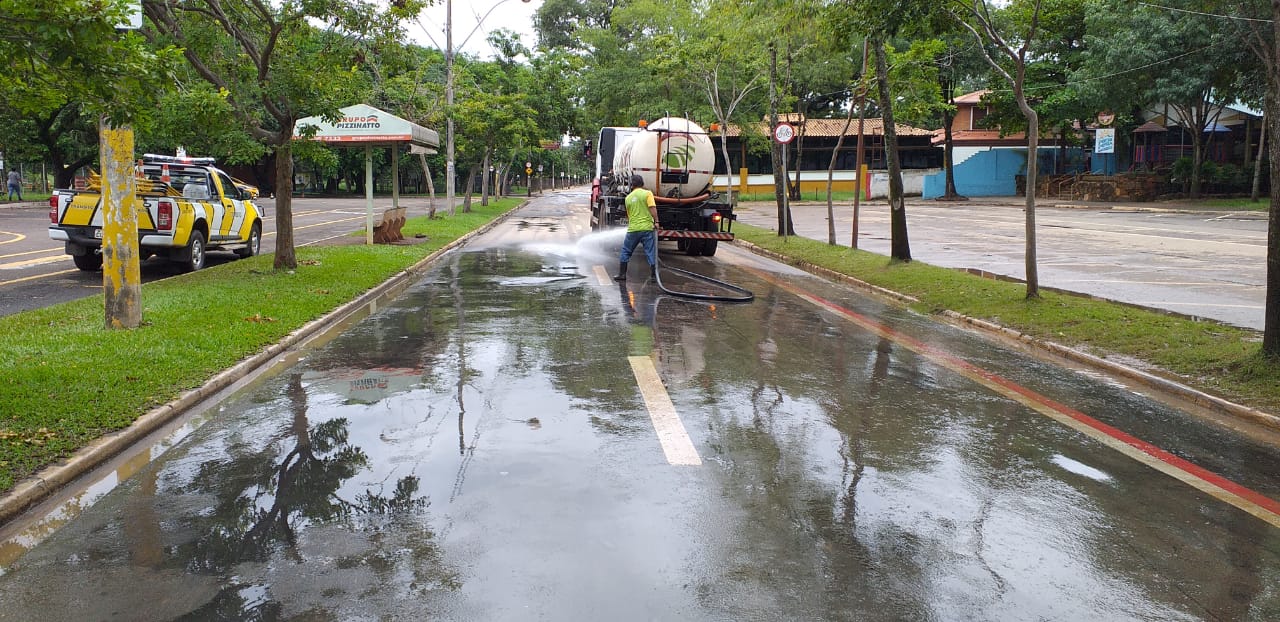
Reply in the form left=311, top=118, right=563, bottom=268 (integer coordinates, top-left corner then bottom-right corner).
left=444, top=0, right=531, bottom=216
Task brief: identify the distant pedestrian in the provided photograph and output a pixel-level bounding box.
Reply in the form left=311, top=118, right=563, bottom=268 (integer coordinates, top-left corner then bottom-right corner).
left=6, top=170, right=21, bottom=201
left=613, top=174, right=660, bottom=281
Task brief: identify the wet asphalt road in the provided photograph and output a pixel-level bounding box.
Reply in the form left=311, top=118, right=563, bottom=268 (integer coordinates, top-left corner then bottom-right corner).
left=2, top=190, right=1279, bottom=620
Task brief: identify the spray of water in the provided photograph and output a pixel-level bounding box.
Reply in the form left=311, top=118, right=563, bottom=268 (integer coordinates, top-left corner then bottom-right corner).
left=575, top=228, right=627, bottom=260
left=514, top=227, right=624, bottom=274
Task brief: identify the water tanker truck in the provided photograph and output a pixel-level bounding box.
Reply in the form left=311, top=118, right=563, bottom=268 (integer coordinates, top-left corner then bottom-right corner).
left=590, top=117, right=735, bottom=256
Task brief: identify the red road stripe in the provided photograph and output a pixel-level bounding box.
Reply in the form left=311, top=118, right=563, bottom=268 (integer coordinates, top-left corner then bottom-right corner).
left=752, top=269, right=1280, bottom=524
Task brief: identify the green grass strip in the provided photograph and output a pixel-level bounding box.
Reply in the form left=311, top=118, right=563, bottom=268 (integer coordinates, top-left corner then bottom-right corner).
left=734, top=223, right=1280, bottom=414
left=0, top=199, right=519, bottom=492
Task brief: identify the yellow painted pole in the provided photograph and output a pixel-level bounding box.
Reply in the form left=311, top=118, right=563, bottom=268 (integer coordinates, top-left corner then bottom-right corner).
left=738, top=167, right=748, bottom=195
left=100, top=121, right=142, bottom=329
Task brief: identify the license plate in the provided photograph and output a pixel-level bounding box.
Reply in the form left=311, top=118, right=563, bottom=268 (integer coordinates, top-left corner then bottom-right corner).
left=93, top=229, right=102, bottom=239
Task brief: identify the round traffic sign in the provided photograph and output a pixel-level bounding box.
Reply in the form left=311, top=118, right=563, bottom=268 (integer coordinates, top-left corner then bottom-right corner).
left=525, top=161, right=531, bottom=168
left=773, top=122, right=796, bottom=144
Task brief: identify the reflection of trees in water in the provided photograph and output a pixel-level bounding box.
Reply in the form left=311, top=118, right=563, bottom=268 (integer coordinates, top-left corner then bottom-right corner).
left=165, top=372, right=453, bottom=617
left=701, top=301, right=959, bottom=618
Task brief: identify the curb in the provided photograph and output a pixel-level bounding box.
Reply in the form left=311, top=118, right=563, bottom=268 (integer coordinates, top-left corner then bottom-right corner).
left=0, top=206, right=521, bottom=525
left=731, top=239, right=1280, bottom=433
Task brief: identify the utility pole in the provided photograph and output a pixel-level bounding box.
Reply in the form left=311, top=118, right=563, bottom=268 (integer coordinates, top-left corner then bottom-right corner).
left=443, top=0, right=531, bottom=218
left=445, top=0, right=456, bottom=216
left=103, top=3, right=143, bottom=329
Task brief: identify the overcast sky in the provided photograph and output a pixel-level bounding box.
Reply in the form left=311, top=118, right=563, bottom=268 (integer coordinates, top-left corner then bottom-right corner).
left=408, top=0, right=544, bottom=59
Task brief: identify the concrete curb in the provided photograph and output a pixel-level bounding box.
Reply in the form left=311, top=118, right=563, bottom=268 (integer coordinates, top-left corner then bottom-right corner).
left=0, top=206, right=520, bottom=525
left=732, top=239, right=1280, bottom=433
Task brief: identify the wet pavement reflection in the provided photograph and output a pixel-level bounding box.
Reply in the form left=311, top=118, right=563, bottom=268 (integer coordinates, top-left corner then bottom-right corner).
left=2, top=194, right=1279, bottom=620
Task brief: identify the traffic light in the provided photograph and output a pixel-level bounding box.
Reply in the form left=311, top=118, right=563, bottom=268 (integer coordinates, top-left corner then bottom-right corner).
left=583, top=140, right=592, bottom=158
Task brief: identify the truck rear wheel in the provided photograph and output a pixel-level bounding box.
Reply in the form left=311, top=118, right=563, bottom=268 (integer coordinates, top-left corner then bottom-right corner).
left=181, top=230, right=207, bottom=272
left=700, top=240, right=718, bottom=256
left=72, top=252, right=102, bottom=271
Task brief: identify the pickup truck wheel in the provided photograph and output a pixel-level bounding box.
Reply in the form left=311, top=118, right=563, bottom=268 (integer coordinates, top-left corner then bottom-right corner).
left=72, top=252, right=103, bottom=271
left=182, top=230, right=207, bottom=272
left=235, top=222, right=262, bottom=258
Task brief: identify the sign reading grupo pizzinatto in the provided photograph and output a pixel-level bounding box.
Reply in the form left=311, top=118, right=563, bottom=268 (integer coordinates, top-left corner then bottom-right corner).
left=295, top=104, right=429, bottom=144
left=335, top=115, right=382, bottom=130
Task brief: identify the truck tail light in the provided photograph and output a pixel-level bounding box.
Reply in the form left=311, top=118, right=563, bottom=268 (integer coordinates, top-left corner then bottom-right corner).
left=157, top=199, right=174, bottom=231
left=49, top=196, right=59, bottom=223
left=711, top=212, right=723, bottom=223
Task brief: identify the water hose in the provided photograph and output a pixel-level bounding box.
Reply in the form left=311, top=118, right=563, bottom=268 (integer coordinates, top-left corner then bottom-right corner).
left=654, top=193, right=712, bottom=205
left=651, top=255, right=754, bottom=302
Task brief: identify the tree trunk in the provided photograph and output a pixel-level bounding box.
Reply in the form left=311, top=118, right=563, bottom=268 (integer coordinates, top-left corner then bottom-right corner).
left=873, top=40, right=910, bottom=262
left=1263, top=80, right=1280, bottom=356
left=1191, top=128, right=1204, bottom=199
left=941, top=88, right=965, bottom=201
left=1015, top=89, right=1040, bottom=298
left=462, top=163, right=478, bottom=212
left=273, top=138, right=297, bottom=270
left=481, top=151, right=491, bottom=207
left=826, top=93, right=857, bottom=245
left=419, top=153, right=438, bottom=218
left=718, top=126, right=735, bottom=208
left=1252, top=113, right=1267, bottom=203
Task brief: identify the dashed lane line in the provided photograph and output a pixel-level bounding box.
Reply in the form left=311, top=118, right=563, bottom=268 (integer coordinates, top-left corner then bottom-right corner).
left=629, top=355, right=701, bottom=466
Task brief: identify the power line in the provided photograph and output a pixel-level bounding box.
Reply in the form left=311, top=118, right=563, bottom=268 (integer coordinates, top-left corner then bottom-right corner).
left=1138, top=2, right=1273, bottom=23
left=1018, top=42, right=1225, bottom=93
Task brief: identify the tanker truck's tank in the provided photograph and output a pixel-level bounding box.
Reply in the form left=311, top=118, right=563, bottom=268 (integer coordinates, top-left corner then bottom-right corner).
left=614, top=117, right=715, bottom=198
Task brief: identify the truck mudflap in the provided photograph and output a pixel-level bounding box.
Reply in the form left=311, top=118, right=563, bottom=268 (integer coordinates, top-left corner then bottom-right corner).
left=656, top=229, right=734, bottom=241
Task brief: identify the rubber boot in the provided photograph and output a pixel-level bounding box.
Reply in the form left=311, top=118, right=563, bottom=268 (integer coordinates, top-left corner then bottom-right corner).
left=613, top=261, right=628, bottom=281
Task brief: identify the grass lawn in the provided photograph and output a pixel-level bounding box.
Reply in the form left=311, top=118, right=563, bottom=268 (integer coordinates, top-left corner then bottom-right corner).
left=733, top=224, right=1280, bottom=415
left=0, top=199, right=520, bottom=493
left=1198, top=197, right=1271, bottom=211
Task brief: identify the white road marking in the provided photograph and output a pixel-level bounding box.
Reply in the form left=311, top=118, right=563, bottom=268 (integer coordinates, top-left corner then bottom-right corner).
left=593, top=265, right=612, bottom=285
left=628, top=355, right=701, bottom=466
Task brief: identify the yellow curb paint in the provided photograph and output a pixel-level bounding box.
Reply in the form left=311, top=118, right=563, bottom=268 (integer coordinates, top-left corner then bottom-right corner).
left=629, top=355, right=701, bottom=466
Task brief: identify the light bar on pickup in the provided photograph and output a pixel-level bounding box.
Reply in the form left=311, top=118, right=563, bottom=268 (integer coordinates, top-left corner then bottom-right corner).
left=142, top=153, right=217, bottom=166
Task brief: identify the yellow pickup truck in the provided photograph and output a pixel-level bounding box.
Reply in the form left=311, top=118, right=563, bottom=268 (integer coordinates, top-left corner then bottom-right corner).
left=48, top=154, right=265, bottom=272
